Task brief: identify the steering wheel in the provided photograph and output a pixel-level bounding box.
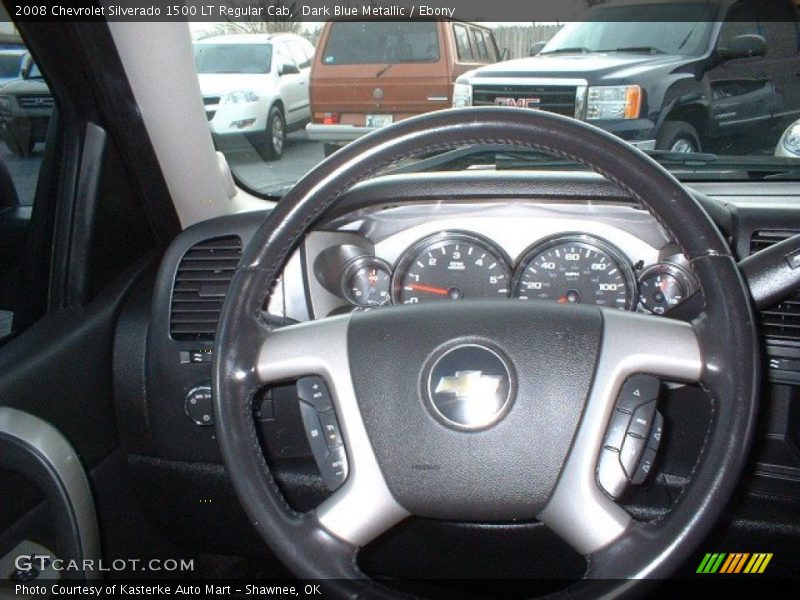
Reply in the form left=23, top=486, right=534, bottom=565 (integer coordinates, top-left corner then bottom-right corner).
left=213, top=108, right=759, bottom=597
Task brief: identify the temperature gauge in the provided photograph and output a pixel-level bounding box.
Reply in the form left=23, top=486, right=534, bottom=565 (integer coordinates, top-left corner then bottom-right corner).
left=342, top=257, right=392, bottom=307
left=638, top=263, right=694, bottom=315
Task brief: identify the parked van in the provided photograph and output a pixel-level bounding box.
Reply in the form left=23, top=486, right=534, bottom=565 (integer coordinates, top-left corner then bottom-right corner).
left=306, top=21, right=501, bottom=153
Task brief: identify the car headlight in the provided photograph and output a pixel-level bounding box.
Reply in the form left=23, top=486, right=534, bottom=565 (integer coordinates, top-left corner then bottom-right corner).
left=0, top=96, right=11, bottom=111
left=586, top=85, right=642, bottom=120
left=781, top=122, right=800, bottom=156
left=226, top=90, right=260, bottom=105
left=452, top=82, right=472, bottom=108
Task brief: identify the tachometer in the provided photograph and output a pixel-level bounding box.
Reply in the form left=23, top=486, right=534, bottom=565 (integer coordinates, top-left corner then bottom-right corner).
left=513, top=235, right=636, bottom=310
left=393, top=232, right=511, bottom=304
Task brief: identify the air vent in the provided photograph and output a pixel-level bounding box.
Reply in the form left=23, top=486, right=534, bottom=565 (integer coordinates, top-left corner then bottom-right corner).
left=751, top=230, right=800, bottom=343
left=170, top=236, right=242, bottom=341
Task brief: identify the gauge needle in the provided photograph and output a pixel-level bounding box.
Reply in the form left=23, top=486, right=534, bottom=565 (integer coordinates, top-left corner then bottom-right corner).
left=407, top=283, right=449, bottom=295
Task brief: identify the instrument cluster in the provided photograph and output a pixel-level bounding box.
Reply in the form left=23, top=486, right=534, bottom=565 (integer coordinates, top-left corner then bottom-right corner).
left=317, top=230, right=697, bottom=317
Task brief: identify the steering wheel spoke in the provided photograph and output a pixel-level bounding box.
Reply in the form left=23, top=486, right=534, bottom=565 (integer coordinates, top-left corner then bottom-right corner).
left=257, top=316, right=410, bottom=546
left=538, top=309, right=703, bottom=555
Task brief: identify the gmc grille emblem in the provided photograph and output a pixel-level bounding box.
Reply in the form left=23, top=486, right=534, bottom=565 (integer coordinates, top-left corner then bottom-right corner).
left=494, top=97, right=541, bottom=109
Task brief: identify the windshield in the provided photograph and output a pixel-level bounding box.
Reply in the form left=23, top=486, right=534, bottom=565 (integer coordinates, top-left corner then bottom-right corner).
left=542, top=5, right=715, bottom=55
left=187, top=10, right=800, bottom=198
left=0, top=53, right=22, bottom=79
left=322, top=22, right=440, bottom=64
left=193, top=43, right=272, bottom=74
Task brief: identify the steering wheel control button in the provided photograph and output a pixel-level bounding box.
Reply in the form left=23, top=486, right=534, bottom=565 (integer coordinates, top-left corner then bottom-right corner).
left=318, top=410, right=343, bottom=449
left=296, top=376, right=333, bottom=412
left=297, top=379, right=349, bottom=491
left=597, top=448, right=628, bottom=498
left=628, top=400, right=657, bottom=439
left=321, top=446, right=349, bottom=490
left=620, top=433, right=647, bottom=478
left=604, top=409, right=631, bottom=451
left=426, top=344, right=513, bottom=430
left=647, top=411, right=664, bottom=451
left=185, top=385, right=214, bottom=426
left=616, top=374, right=660, bottom=414
left=632, top=447, right=658, bottom=485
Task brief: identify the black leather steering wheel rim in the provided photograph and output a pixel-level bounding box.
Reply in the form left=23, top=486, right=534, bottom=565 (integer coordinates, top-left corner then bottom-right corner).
left=213, top=107, right=760, bottom=598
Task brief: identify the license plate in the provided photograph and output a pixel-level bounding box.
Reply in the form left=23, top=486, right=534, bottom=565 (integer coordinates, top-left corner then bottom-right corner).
left=366, top=114, right=393, bottom=128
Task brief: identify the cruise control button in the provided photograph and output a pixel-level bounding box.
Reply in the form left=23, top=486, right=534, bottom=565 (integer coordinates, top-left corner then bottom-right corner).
left=632, top=447, right=658, bottom=485
left=298, top=402, right=329, bottom=466
left=604, top=409, right=631, bottom=451
left=296, top=376, right=333, bottom=412
left=628, top=400, right=657, bottom=439
left=319, top=410, right=343, bottom=449
left=620, top=433, right=647, bottom=478
left=647, top=411, right=664, bottom=451
left=321, top=445, right=349, bottom=490
left=597, top=448, right=628, bottom=499
left=617, top=375, right=660, bottom=414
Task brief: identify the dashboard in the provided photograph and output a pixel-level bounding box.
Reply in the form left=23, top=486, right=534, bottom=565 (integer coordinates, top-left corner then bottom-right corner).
left=113, top=169, right=800, bottom=571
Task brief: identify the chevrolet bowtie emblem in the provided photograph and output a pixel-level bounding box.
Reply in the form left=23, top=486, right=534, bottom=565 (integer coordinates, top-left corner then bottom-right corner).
left=427, top=345, right=513, bottom=430
left=434, top=370, right=502, bottom=400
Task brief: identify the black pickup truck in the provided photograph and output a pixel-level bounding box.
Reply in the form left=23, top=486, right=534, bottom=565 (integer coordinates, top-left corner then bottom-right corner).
left=453, top=0, right=800, bottom=153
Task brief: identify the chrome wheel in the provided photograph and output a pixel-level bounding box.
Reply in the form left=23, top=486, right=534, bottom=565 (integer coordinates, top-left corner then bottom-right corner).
left=271, top=113, right=284, bottom=155
left=669, top=137, right=696, bottom=153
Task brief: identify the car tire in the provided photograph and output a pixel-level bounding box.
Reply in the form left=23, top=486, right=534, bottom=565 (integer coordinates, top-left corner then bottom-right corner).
left=656, top=121, right=701, bottom=153
left=260, top=106, right=286, bottom=161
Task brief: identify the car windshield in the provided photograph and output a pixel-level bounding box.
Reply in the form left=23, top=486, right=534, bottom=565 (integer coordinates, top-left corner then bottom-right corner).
left=0, top=53, right=22, bottom=79
left=193, top=43, right=272, bottom=74
left=322, top=21, right=440, bottom=64
left=186, top=6, right=800, bottom=198
left=542, top=5, right=715, bottom=55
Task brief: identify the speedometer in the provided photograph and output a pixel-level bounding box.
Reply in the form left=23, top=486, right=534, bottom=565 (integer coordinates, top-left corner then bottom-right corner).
left=393, top=232, right=511, bottom=304
left=513, top=235, right=636, bottom=310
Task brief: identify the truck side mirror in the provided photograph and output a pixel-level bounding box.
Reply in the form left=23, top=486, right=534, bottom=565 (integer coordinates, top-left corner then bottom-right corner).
left=529, top=41, right=546, bottom=56
left=718, top=33, right=766, bottom=61
left=278, top=62, right=300, bottom=76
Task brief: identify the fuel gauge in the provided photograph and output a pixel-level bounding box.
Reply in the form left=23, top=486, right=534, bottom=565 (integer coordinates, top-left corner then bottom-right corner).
left=342, top=257, right=392, bottom=307
left=638, top=263, right=694, bottom=315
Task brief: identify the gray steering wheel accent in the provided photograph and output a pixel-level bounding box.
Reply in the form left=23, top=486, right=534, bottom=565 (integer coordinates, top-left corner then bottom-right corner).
left=257, top=315, right=410, bottom=546
left=538, top=310, right=702, bottom=555
left=0, top=408, right=101, bottom=578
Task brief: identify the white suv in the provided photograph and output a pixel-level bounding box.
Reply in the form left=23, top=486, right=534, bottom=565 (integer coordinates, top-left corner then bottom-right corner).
left=193, top=33, right=314, bottom=160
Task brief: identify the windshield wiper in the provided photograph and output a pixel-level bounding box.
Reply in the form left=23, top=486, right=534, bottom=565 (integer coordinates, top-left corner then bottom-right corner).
left=600, top=46, right=666, bottom=54
left=539, top=46, right=591, bottom=55
left=645, top=150, right=720, bottom=167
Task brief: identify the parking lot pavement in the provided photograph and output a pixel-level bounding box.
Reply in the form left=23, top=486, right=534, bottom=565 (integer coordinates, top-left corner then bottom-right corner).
left=215, top=130, right=327, bottom=197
